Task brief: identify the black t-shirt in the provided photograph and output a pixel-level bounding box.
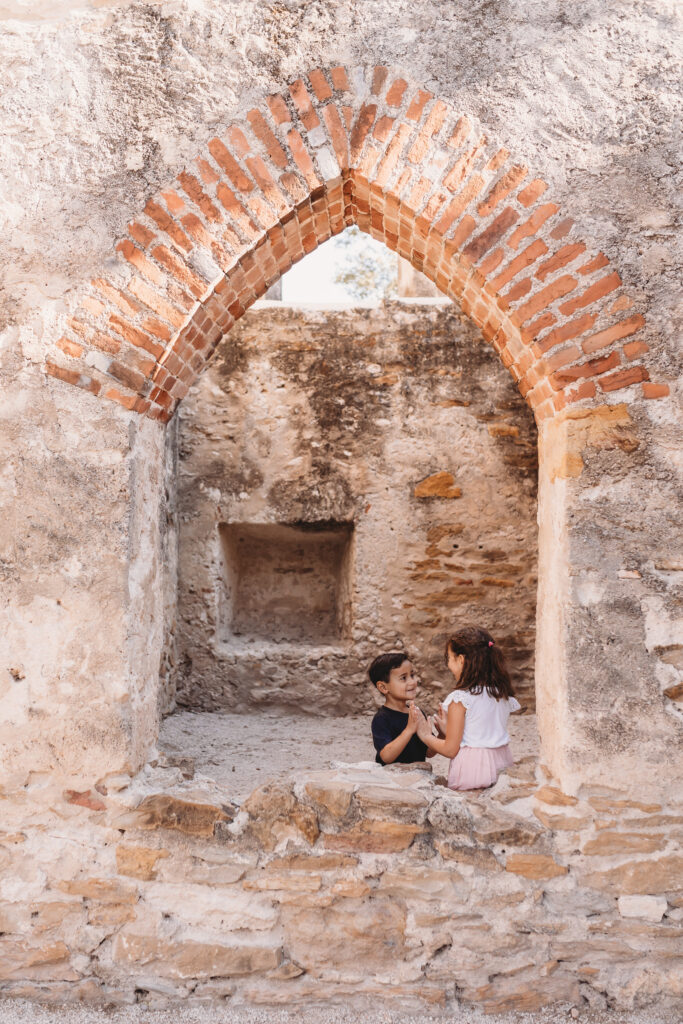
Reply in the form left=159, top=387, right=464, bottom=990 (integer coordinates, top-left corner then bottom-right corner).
left=371, top=706, right=428, bottom=765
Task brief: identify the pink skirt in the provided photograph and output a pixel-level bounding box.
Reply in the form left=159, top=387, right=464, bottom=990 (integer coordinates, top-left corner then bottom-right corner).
left=447, top=744, right=514, bottom=791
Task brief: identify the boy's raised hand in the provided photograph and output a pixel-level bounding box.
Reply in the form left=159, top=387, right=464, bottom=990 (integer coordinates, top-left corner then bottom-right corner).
left=407, top=701, right=427, bottom=735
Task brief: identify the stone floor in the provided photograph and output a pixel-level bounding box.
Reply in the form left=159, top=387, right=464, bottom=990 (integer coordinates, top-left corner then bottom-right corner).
left=2, top=999, right=680, bottom=1024
left=158, top=710, right=540, bottom=802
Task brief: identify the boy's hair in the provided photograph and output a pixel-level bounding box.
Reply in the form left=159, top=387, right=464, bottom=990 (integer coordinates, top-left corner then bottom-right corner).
left=368, top=651, right=411, bottom=688
left=444, top=626, right=515, bottom=701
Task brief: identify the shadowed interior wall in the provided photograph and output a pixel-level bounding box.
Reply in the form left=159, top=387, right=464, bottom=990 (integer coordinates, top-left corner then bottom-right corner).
left=170, top=300, right=538, bottom=715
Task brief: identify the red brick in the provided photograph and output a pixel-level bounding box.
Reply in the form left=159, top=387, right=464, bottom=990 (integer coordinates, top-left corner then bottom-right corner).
left=330, top=66, right=350, bottom=92
left=512, top=274, right=577, bottom=325
left=286, top=130, right=321, bottom=189
left=502, top=277, right=532, bottom=305
left=195, top=157, right=220, bottom=185
left=45, top=361, right=100, bottom=395
left=322, top=104, right=350, bottom=169
left=161, top=189, right=185, bottom=214
left=143, top=200, right=193, bottom=253
left=579, top=252, right=609, bottom=275
left=108, top=315, right=164, bottom=359
left=520, top=312, right=557, bottom=345
left=485, top=148, right=510, bottom=174
left=374, top=124, right=412, bottom=188
left=405, top=89, right=433, bottom=121
left=408, top=100, right=448, bottom=163
left=535, top=243, right=586, bottom=282
left=116, top=239, right=166, bottom=287
left=450, top=215, right=477, bottom=250
left=267, top=93, right=291, bottom=125
left=79, top=295, right=106, bottom=318
left=246, top=109, right=288, bottom=169
left=289, top=79, right=320, bottom=131
left=550, top=217, right=573, bottom=240
left=611, top=294, right=634, bottom=312
left=178, top=171, right=223, bottom=221
left=215, top=183, right=260, bottom=238
left=208, top=138, right=253, bottom=193
left=623, top=340, right=649, bottom=360
left=551, top=351, right=620, bottom=389
left=580, top=314, right=646, bottom=355
left=385, top=78, right=408, bottom=106
left=478, top=165, right=528, bottom=217
left=434, top=176, right=485, bottom=234
left=308, top=69, right=332, bottom=101
left=479, top=249, right=505, bottom=276
left=642, top=382, right=669, bottom=399
left=56, top=336, right=84, bottom=358
left=350, top=103, right=378, bottom=161
left=491, top=239, right=548, bottom=291
left=245, top=155, right=288, bottom=212
left=518, top=178, right=548, bottom=208
left=533, top=312, right=598, bottom=355
left=92, top=279, right=141, bottom=317
left=507, top=204, right=559, bottom=250
left=599, top=364, right=650, bottom=392
left=227, top=125, right=251, bottom=158
left=444, top=139, right=486, bottom=192
left=128, top=277, right=186, bottom=328
left=544, top=344, right=582, bottom=371
left=565, top=380, right=597, bottom=404
left=559, top=271, right=621, bottom=316
left=447, top=116, right=471, bottom=150
left=151, top=246, right=207, bottom=299
left=128, top=221, right=156, bottom=247
left=371, top=66, right=389, bottom=95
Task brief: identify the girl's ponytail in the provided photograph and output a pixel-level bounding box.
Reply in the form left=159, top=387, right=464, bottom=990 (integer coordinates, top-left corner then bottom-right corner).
left=444, top=626, right=515, bottom=700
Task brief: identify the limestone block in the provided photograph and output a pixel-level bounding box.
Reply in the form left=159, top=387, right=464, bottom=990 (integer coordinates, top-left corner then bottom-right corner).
left=322, top=819, right=423, bottom=853
left=112, top=933, right=282, bottom=979
left=377, top=867, right=462, bottom=898
left=505, top=854, right=568, bottom=880
left=156, top=853, right=250, bottom=886
left=263, top=852, right=358, bottom=872
left=58, top=878, right=137, bottom=905
left=28, top=900, right=83, bottom=934
left=534, top=785, right=579, bottom=806
left=243, top=873, right=322, bottom=893
left=474, top=811, right=545, bottom=847
left=533, top=807, right=592, bottom=831
left=140, top=883, right=278, bottom=931
left=618, top=895, right=668, bottom=922
left=582, top=856, right=683, bottom=895
left=242, top=782, right=319, bottom=849
left=435, top=840, right=502, bottom=871
left=468, top=971, right=581, bottom=1013
left=352, top=784, right=429, bottom=823
left=116, top=794, right=234, bottom=837
left=87, top=903, right=137, bottom=928
left=303, top=779, right=354, bottom=818
left=281, top=899, right=406, bottom=975
left=116, top=844, right=170, bottom=880
left=0, top=940, right=77, bottom=981
left=581, top=832, right=665, bottom=856
left=587, top=797, right=662, bottom=814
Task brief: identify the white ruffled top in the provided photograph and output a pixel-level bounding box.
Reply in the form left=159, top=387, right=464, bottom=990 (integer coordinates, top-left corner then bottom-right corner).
left=442, top=688, right=521, bottom=749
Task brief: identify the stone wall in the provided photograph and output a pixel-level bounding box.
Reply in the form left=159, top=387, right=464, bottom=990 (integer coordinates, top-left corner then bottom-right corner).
left=0, top=759, right=680, bottom=1013
left=172, top=301, right=538, bottom=715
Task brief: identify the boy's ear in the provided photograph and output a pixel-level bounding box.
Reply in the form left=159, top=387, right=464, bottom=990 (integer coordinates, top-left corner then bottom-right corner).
left=377, top=679, right=388, bottom=695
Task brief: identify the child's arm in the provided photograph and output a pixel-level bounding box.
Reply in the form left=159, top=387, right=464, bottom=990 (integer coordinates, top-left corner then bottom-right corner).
left=377, top=703, right=423, bottom=764
left=418, top=701, right=465, bottom=759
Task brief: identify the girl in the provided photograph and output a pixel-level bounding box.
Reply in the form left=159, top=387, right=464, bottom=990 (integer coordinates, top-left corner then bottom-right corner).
left=417, top=626, right=521, bottom=790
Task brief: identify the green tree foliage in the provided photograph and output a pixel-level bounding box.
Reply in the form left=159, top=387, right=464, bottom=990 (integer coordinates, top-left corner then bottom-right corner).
left=332, top=226, right=398, bottom=300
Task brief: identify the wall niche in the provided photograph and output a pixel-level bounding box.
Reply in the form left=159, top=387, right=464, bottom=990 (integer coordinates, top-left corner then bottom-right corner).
left=218, top=521, right=353, bottom=645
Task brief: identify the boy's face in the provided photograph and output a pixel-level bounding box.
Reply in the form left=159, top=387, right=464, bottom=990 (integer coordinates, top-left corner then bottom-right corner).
left=378, top=659, right=419, bottom=706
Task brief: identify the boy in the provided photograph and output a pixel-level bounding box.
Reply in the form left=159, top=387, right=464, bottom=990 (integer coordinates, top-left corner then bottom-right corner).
left=368, top=652, right=429, bottom=765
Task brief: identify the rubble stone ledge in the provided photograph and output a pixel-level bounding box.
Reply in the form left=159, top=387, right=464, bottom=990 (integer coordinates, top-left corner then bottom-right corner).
left=0, top=758, right=681, bottom=1014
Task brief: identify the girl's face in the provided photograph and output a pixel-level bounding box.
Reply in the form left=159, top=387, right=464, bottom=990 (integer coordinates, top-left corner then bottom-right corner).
left=447, top=649, right=465, bottom=682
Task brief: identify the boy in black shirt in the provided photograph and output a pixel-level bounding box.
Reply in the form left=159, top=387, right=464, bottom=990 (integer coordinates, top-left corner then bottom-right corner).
left=369, top=652, right=429, bottom=765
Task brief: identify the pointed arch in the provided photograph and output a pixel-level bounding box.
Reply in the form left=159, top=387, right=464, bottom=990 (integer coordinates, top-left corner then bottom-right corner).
left=45, top=65, right=667, bottom=423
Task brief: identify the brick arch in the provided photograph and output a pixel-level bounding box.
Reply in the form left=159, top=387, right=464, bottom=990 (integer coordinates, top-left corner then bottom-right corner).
left=45, top=65, right=668, bottom=424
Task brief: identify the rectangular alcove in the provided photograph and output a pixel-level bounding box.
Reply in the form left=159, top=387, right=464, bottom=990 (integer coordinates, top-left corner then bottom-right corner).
left=218, top=522, right=353, bottom=645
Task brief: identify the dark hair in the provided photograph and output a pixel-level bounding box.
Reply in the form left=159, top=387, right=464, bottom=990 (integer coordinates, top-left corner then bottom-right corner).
left=444, top=626, right=515, bottom=701
left=368, top=651, right=411, bottom=688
